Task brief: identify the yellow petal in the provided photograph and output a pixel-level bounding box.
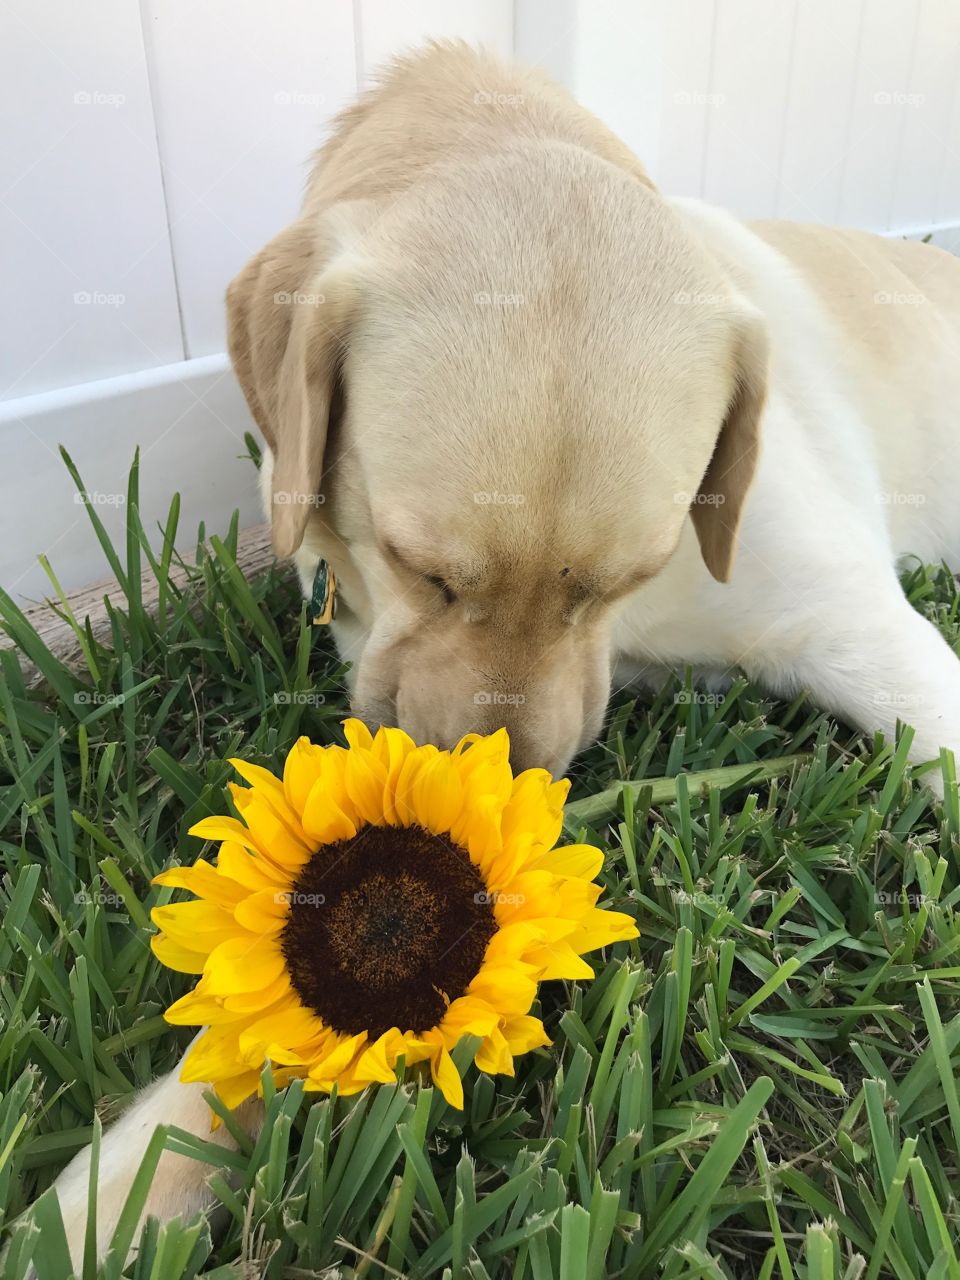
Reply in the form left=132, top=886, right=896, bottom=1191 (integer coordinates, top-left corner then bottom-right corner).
left=489, top=872, right=561, bottom=924
left=301, top=748, right=359, bottom=844
left=233, top=887, right=290, bottom=935
left=307, top=1031, right=368, bottom=1082
left=203, top=934, right=287, bottom=995
left=153, top=860, right=251, bottom=909
left=344, top=747, right=389, bottom=825
left=164, top=985, right=243, bottom=1027
left=372, top=725, right=418, bottom=824
left=439, top=996, right=501, bottom=1042
left=222, top=970, right=292, bottom=1013
left=500, top=769, right=566, bottom=853
left=150, top=901, right=240, bottom=950
left=213, top=1070, right=262, bottom=1109
left=216, top=841, right=286, bottom=893
left=229, top=786, right=312, bottom=871
left=525, top=940, right=596, bottom=981
left=501, top=1014, right=551, bottom=1055
left=283, top=737, right=327, bottom=814
left=150, top=933, right=209, bottom=974
left=353, top=1029, right=407, bottom=1085
left=408, top=751, right=465, bottom=836
left=392, top=746, right=440, bottom=827
left=474, top=1025, right=515, bottom=1076
left=228, top=758, right=293, bottom=816
left=238, top=1003, right=324, bottom=1063
left=180, top=1025, right=245, bottom=1084
left=188, top=815, right=263, bottom=855
left=342, top=718, right=374, bottom=751
left=527, top=843, right=605, bottom=880
left=468, top=965, right=538, bottom=1016
left=431, top=1045, right=464, bottom=1109
left=566, top=908, right=640, bottom=952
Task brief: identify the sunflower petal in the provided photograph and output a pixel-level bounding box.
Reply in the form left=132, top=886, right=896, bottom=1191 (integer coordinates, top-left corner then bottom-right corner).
left=150, top=901, right=239, bottom=949
left=342, top=718, right=375, bottom=751
left=233, top=888, right=290, bottom=935
left=344, top=746, right=389, bottom=825
left=216, top=842, right=286, bottom=893
left=430, top=1046, right=464, bottom=1109
left=212, top=1070, right=262, bottom=1109
left=153, top=860, right=251, bottom=909
left=151, top=933, right=209, bottom=974
left=527, top=843, right=605, bottom=880
left=501, top=1014, right=551, bottom=1055
left=474, top=1025, right=515, bottom=1076
left=408, top=751, right=464, bottom=836
left=282, top=737, right=328, bottom=813
left=203, top=934, right=287, bottom=995
left=188, top=816, right=262, bottom=854
left=229, top=786, right=312, bottom=870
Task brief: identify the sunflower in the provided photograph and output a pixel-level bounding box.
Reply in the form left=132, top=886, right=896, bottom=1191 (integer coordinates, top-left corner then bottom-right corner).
left=151, top=720, right=637, bottom=1110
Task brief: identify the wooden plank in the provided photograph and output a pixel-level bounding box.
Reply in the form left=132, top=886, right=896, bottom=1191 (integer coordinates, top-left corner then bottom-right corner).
left=3, top=525, right=275, bottom=672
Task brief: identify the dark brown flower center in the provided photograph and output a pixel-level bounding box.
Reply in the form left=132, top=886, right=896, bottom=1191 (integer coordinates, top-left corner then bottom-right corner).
left=280, top=824, right=496, bottom=1038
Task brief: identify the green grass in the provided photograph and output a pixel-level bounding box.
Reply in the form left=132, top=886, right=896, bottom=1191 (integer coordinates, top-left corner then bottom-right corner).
left=1, top=449, right=960, bottom=1278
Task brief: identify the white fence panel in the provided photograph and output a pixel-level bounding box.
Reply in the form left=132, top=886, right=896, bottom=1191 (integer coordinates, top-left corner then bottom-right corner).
left=0, top=0, right=181, bottom=399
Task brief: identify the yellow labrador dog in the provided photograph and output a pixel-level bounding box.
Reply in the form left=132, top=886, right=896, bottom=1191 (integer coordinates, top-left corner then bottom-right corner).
left=44, top=41, right=960, bottom=1264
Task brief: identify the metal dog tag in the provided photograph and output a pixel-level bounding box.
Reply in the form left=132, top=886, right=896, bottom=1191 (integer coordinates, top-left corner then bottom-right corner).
left=310, top=559, right=337, bottom=625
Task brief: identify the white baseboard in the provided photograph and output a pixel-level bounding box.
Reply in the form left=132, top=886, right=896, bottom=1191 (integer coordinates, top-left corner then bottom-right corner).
left=895, top=220, right=960, bottom=253
left=2, top=354, right=263, bottom=604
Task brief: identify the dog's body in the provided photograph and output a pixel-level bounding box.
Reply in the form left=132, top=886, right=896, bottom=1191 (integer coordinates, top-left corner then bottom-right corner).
left=40, top=42, right=960, bottom=1265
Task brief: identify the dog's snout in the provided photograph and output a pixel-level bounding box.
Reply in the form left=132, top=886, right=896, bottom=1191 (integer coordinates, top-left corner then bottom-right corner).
left=503, top=734, right=549, bottom=775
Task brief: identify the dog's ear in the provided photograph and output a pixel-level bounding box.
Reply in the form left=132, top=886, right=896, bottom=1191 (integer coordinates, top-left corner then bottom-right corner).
left=226, top=217, right=360, bottom=559
left=690, top=310, right=768, bottom=583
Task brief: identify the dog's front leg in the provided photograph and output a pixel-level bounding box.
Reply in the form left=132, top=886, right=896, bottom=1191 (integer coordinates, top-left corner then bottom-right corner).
left=749, top=583, right=960, bottom=794
left=47, top=1042, right=262, bottom=1271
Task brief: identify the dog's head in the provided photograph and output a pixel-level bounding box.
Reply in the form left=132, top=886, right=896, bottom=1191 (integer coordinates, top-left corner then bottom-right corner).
left=228, top=144, right=767, bottom=774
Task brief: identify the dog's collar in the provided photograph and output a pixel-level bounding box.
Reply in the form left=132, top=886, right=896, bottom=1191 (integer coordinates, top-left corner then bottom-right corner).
left=310, top=559, right=337, bottom=625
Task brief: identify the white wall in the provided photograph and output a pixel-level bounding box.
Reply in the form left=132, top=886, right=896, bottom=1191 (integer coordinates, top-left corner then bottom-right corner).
left=517, top=0, right=960, bottom=236
left=3, top=0, right=959, bottom=599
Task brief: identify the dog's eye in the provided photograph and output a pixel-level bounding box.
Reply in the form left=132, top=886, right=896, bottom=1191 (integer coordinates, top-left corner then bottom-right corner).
left=425, top=575, right=457, bottom=606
